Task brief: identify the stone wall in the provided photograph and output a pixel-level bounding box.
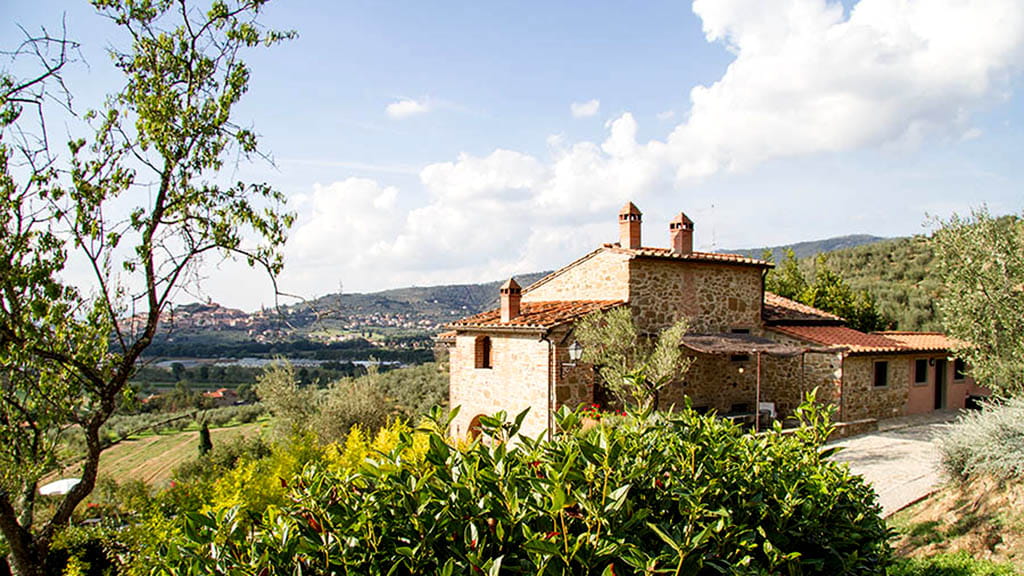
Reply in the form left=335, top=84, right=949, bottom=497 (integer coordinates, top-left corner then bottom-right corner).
left=662, top=353, right=758, bottom=414
left=659, top=352, right=818, bottom=420
left=449, top=331, right=552, bottom=439
left=628, top=259, right=763, bottom=334
left=759, top=352, right=828, bottom=419
left=523, top=249, right=631, bottom=302
left=765, top=330, right=844, bottom=417
left=554, top=340, right=596, bottom=412
left=842, top=355, right=911, bottom=421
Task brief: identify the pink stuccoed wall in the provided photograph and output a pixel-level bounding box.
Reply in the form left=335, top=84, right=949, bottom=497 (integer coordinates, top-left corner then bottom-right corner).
left=905, top=356, right=986, bottom=414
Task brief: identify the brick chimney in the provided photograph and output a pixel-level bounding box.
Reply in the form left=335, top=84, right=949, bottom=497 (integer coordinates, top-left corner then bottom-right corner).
left=669, top=212, right=694, bottom=254
left=500, top=277, right=521, bottom=322
left=618, top=202, right=642, bottom=249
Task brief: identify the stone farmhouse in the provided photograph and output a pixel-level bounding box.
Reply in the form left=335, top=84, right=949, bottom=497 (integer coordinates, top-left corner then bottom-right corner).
left=444, top=203, right=985, bottom=438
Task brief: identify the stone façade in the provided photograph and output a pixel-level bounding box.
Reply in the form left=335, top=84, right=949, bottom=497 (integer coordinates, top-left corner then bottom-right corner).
left=446, top=203, right=981, bottom=438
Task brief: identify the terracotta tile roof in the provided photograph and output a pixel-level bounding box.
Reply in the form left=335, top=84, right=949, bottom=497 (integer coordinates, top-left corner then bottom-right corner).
left=762, top=292, right=844, bottom=325
left=769, top=325, right=909, bottom=354
left=874, top=331, right=970, bottom=352
left=449, top=300, right=624, bottom=330
left=434, top=330, right=457, bottom=343
left=604, top=244, right=772, bottom=267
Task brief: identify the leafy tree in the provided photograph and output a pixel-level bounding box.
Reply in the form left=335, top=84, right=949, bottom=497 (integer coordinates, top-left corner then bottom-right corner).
left=765, top=251, right=888, bottom=332
left=255, top=360, right=317, bottom=439
left=314, top=374, right=390, bottom=442
left=805, top=255, right=888, bottom=333
left=0, top=1, right=292, bottom=573
left=932, top=208, right=1024, bottom=396
left=573, top=307, right=691, bottom=410
left=198, top=422, right=213, bottom=457
left=764, top=248, right=808, bottom=300
left=256, top=360, right=393, bottom=443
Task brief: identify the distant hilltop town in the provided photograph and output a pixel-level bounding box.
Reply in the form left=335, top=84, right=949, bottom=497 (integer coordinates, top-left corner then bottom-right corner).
left=125, top=301, right=449, bottom=344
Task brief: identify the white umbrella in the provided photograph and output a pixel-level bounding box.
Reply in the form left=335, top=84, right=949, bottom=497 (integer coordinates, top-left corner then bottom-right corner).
left=39, top=478, right=81, bottom=496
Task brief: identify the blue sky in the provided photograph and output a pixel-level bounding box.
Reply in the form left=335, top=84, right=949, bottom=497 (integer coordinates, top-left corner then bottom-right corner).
left=4, top=0, right=1024, bottom=310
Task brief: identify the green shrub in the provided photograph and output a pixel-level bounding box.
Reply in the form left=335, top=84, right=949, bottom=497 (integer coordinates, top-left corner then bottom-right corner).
left=146, top=400, right=891, bottom=575
left=938, top=397, right=1024, bottom=482
left=314, top=376, right=390, bottom=441
left=889, top=551, right=1018, bottom=576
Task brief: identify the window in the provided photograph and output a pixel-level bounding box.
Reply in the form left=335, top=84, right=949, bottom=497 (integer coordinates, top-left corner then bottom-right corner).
left=874, top=361, right=889, bottom=388
left=730, top=354, right=750, bottom=363
left=914, top=359, right=928, bottom=384
left=731, top=328, right=751, bottom=334
left=954, top=358, right=967, bottom=381
left=474, top=336, right=492, bottom=369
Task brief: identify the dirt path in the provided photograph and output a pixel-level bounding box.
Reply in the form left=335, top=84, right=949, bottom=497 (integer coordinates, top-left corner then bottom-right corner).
left=830, top=412, right=958, bottom=516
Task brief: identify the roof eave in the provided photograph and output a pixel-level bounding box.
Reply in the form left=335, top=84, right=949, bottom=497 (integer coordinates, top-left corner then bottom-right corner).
left=445, top=323, right=550, bottom=334
left=763, top=319, right=847, bottom=327
left=629, top=252, right=773, bottom=269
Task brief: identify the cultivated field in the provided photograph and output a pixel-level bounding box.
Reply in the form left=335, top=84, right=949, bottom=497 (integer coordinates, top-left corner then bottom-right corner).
left=93, top=422, right=265, bottom=486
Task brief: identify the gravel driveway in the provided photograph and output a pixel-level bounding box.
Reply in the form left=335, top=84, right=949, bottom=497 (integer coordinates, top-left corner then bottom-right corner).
left=829, top=412, right=958, bottom=516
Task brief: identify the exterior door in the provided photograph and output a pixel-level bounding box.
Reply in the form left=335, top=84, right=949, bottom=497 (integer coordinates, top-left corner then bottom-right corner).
left=934, top=359, right=947, bottom=409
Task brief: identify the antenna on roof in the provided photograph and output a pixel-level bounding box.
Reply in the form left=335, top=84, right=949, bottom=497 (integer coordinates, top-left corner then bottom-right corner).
left=709, top=202, right=718, bottom=252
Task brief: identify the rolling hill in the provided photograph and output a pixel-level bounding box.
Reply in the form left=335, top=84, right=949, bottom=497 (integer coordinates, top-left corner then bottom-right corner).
left=726, top=234, right=888, bottom=261
left=150, top=232, right=946, bottom=359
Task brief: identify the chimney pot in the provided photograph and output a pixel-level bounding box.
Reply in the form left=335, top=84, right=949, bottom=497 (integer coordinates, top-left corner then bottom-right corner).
left=500, top=278, right=522, bottom=322
left=670, top=212, right=694, bottom=254
left=618, top=202, right=643, bottom=249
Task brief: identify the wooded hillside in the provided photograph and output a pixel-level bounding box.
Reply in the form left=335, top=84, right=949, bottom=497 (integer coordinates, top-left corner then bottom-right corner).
left=804, top=236, right=941, bottom=331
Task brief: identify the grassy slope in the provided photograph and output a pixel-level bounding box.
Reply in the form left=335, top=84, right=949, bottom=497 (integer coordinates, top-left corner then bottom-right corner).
left=890, top=477, right=1024, bottom=570
left=95, top=422, right=265, bottom=486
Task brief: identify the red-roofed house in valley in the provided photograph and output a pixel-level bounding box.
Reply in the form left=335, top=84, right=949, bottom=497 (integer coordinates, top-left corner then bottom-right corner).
left=443, top=203, right=987, bottom=438
left=202, top=387, right=239, bottom=407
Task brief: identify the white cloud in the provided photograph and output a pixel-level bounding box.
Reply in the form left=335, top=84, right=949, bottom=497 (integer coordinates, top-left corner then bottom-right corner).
left=277, top=0, right=1024, bottom=301
left=286, top=178, right=401, bottom=275
left=386, top=98, right=430, bottom=119
left=669, top=0, right=1024, bottom=181
left=570, top=99, right=601, bottom=118
left=420, top=149, right=547, bottom=201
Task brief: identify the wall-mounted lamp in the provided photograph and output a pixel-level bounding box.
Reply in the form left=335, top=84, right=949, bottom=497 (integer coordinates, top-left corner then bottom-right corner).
left=929, top=358, right=936, bottom=366
left=738, top=366, right=745, bottom=374
left=568, top=341, right=584, bottom=363
left=561, top=341, right=584, bottom=377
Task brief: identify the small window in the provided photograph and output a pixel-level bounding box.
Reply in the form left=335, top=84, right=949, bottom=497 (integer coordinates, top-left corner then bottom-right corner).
left=731, top=328, right=751, bottom=335
left=874, top=361, right=889, bottom=388
left=474, top=336, right=492, bottom=369
left=914, top=359, right=928, bottom=384
left=954, top=358, right=967, bottom=381
left=730, top=354, right=750, bottom=363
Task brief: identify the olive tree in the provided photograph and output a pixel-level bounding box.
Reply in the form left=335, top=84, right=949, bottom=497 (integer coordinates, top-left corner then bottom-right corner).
left=0, top=1, right=293, bottom=573
left=573, top=306, right=691, bottom=411
left=932, top=207, right=1024, bottom=397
